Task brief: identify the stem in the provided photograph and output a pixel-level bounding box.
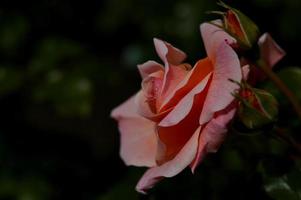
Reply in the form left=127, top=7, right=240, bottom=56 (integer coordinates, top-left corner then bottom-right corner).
left=257, top=60, right=301, bottom=122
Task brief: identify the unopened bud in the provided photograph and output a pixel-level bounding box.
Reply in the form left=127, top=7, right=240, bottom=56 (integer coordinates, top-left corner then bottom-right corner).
left=237, top=87, right=278, bottom=129
left=219, top=2, right=260, bottom=50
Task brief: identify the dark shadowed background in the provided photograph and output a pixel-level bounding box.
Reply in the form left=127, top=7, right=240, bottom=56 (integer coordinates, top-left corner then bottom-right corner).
left=0, top=0, right=301, bottom=199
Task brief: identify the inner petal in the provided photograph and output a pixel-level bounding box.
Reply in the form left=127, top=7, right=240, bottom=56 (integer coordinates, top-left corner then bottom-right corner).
left=159, top=57, right=214, bottom=112
left=158, top=63, right=190, bottom=108
left=156, top=77, right=211, bottom=164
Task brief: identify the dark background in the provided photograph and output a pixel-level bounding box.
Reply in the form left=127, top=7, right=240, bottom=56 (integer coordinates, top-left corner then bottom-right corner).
left=0, top=0, right=300, bottom=199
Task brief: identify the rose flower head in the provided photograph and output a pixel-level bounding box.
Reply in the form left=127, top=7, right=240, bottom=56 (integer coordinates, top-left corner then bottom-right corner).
left=111, top=21, right=245, bottom=193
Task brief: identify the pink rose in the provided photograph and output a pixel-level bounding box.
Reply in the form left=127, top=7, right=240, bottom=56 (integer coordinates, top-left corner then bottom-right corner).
left=111, top=22, right=243, bottom=193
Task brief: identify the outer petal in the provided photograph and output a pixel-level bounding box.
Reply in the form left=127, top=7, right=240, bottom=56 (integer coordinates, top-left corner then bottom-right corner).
left=136, top=126, right=201, bottom=194
left=190, top=106, right=236, bottom=172
left=258, top=33, right=286, bottom=68
left=137, top=60, right=164, bottom=79
left=111, top=96, right=157, bottom=167
left=200, top=20, right=236, bottom=61
left=199, top=42, right=241, bottom=125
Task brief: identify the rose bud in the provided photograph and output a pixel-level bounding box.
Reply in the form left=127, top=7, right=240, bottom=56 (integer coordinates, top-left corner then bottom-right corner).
left=236, top=86, right=278, bottom=129
left=210, top=2, right=285, bottom=85
left=219, top=1, right=260, bottom=50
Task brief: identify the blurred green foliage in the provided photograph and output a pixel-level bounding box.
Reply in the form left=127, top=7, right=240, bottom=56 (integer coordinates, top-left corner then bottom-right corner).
left=0, top=0, right=300, bottom=199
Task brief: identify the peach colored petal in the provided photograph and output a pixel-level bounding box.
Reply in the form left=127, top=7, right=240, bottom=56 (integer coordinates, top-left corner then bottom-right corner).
left=141, top=70, right=164, bottom=113
left=136, top=126, right=202, bottom=194
left=159, top=72, right=212, bottom=127
left=153, top=38, right=186, bottom=65
left=138, top=60, right=164, bottom=79
left=158, top=63, right=190, bottom=108
left=111, top=95, right=138, bottom=119
left=200, top=20, right=236, bottom=61
left=111, top=96, right=158, bottom=167
left=199, top=42, right=241, bottom=125
left=136, top=90, right=173, bottom=122
left=159, top=58, right=214, bottom=112
left=151, top=38, right=190, bottom=109
left=191, top=107, right=236, bottom=172
left=117, top=117, right=157, bottom=167
left=258, top=33, right=286, bottom=68
left=156, top=78, right=211, bottom=164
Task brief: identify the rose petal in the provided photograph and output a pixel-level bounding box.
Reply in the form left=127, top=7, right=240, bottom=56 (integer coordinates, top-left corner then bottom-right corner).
left=153, top=38, right=187, bottom=65
left=138, top=60, right=164, bottom=79
left=141, top=70, right=164, bottom=113
left=111, top=96, right=158, bottom=167
left=200, top=20, right=236, bottom=61
left=159, top=63, right=190, bottom=107
left=159, top=72, right=212, bottom=127
left=136, top=126, right=201, bottom=194
left=258, top=33, right=286, bottom=68
left=156, top=75, right=211, bottom=164
left=159, top=58, right=214, bottom=112
left=151, top=38, right=190, bottom=109
left=111, top=95, right=138, bottom=119
left=136, top=90, right=173, bottom=122
left=191, top=107, right=236, bottom=172
left=199, top=42, right=241, bottom=125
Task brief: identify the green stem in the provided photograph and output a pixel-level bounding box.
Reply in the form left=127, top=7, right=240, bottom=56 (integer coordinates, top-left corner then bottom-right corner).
left=257, top=60, right=301, bottom=122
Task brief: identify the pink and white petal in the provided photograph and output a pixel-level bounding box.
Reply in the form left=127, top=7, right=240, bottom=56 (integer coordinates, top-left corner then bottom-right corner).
left=199, top=42, right=241, bottom=125
left=111, top=96, right=158, bottom=167
left=159, top=73, right=212, bottom=127
left=138, top=60, right=164, bottom=79
left=258, top=33, right=286, bottom=67
left=136, top=126, right=202, bottom=194
left=191, top=107, right=236, bottom=172
left=153, top=38, right=187, bottom=65
left=200, top=20, right=236, bottom=61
